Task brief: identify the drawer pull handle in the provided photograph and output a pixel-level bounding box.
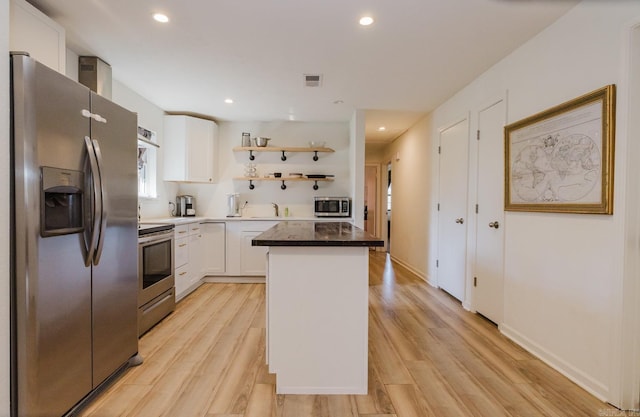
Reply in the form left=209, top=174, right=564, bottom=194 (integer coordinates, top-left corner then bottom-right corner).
left=192, top=228, right=199, bottom=231
left=178, top=230, right=187, bottom=234
left=178, top=243, right=187, bottom=248
left=179, top=271, right=187, bottom=276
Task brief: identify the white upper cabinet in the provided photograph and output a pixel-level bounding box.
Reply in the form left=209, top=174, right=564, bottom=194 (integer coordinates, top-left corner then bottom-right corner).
left=10, top=0, right=66, bottom=73
left=163, top=115, right=218, bottom=183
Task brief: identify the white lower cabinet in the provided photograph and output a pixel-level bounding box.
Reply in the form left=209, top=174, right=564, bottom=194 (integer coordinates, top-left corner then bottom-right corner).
left=175, top=263, right=190, bottom=297
left=202, top=222, right=226, bottom=274
left=173, top=225, right=190, bottom=298
left=174, top=222, right=206, bottom=301
left=240, top=231, right=269, bottom=275
left=209, top=220, right=276, bottom=281
left=189, top=231, right=203, bottom=287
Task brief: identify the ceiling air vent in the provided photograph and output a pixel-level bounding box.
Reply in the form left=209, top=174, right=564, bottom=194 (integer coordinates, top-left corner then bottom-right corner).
left=304, top=74, right=322, bottom=87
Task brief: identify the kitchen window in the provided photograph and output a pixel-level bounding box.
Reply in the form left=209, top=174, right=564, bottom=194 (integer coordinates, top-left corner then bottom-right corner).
left=137, top=126, right=158, bottom=199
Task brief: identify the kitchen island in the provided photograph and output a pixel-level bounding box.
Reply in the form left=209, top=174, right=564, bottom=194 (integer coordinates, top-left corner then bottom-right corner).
left=252, top=221, right=383, bottom=394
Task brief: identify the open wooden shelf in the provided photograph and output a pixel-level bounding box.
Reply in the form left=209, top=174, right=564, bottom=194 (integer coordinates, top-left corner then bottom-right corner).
left=233, top=146, right=334, bottom=153
left=234, top=176, right=334, bottom=190
left=233, top=146, right=334, bottom=161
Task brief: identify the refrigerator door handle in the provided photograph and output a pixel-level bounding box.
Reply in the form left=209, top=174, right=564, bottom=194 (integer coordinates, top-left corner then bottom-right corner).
left=84, top=136, right=102, bottom=267
left=92, top=138, right=108, bottom=265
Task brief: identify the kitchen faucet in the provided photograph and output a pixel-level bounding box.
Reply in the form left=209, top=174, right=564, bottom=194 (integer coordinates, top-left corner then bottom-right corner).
left=272, top=203, right=279, bottom=217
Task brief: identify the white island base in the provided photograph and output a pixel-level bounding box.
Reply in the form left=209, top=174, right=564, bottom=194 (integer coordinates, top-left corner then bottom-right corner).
left=266, top=246, right=369, bottom=394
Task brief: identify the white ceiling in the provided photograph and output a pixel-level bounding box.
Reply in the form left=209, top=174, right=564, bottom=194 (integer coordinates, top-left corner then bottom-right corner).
left=28, top=0, right=578, bottom=143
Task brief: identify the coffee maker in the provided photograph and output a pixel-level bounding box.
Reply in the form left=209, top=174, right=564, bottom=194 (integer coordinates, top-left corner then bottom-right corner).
left=176, top=195, right=196, bottom=217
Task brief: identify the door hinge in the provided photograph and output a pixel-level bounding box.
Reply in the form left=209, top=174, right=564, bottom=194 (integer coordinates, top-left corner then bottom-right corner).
left=436, top=259, right=439, bottom=268
left=475, top=204, right=479, bottom=214
left=477, top=130, right=480, bottom=140
left=438, top=146, right=441, bottom=154
left=474, top=276, right=477, bottom=287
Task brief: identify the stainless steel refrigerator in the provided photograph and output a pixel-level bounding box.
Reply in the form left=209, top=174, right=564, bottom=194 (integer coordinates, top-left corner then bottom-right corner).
left=10, top=53, right=139, bottom=417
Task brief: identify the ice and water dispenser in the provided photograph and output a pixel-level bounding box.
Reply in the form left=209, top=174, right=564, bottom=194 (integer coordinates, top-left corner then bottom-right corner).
left=40, top=166, right=84, bottom=237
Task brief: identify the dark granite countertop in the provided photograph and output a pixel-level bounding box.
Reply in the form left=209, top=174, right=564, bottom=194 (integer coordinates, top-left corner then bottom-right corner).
left=252, top=221, right=384, bottom=247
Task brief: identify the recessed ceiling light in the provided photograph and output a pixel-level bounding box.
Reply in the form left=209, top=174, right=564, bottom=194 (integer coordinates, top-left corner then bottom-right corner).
left=359, top=16, right=374, bottom=26
left=377, top=126, right=387, bottom=131
left=224, top=98, right=234, bottom=104
left=153, top=13, right=169, bottom=23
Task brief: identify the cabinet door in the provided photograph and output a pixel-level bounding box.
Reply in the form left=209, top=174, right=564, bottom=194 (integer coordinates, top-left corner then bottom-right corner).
left=164, top=115, right=217, bottom=183
left=240, top=231, right=268, bottom=275
left=186, top=117, right=214, bottom=182
left=189, top=232, right=203, bottom=285
left=202, top=222, right=226, bottom=274
left=224, top=221, right=241, bottom=275
left=10, top=0, right=66, bottom=73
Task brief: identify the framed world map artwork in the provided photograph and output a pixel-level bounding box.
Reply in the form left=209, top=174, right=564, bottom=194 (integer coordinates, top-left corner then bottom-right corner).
left=504, top=85, right=616, bottom=214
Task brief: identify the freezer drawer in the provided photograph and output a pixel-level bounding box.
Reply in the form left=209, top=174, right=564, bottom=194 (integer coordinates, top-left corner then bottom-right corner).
left=138, top=288, right=175, bottom=336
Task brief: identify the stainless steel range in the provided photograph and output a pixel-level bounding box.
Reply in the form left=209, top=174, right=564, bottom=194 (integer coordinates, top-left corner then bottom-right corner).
left=138, top=223, right=176, bottom=336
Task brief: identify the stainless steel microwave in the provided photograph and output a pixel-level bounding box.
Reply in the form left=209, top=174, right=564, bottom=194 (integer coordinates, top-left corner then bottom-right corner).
left=314, top=197, right=351, bottom=217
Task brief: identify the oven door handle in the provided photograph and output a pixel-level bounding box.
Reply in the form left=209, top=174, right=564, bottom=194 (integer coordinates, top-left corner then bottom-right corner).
left=138, top=233, right=174, bottom=245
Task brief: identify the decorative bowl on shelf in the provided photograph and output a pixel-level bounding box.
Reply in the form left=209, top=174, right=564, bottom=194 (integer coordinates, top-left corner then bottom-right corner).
left=253, top=137, right=271, bottom=147
left=308, top=141, right=325, bottom=148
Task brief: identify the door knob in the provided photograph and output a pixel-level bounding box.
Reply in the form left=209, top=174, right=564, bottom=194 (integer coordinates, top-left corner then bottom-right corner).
left=489, top=221, right=499, bottom=229
left=455, top=218, right=464, bottom=224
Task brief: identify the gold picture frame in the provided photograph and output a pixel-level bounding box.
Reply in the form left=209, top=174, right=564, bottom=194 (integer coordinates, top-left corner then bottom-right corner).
left=504, top=85, right=616, bottom=214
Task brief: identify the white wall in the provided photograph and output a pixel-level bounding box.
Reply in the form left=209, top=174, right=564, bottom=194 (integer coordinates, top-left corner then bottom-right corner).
left=350, top=110, right=365, bottom=228
left=619, top=21, right=640, bottom=409
left=366, top=116, right=434, bottom=281
left=426, top=1, right=640, bottom=407
left=1, top=1, right=10, bottom=414
left=177, top=121, right=351, bottom=218
left=111, top=80, right=179, bottom=219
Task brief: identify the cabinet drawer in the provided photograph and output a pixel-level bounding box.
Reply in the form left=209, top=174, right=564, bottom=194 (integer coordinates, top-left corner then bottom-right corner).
left=189, top=223, right=202, bottom=235
left=174, top=224, right=189, bottom=238
left=175, top=263, right=191, bottom=295
left=175, top=237, right=189, bottom=268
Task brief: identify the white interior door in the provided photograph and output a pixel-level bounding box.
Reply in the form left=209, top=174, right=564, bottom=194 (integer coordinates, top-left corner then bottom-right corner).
left=474, top=99, right=506, bottom=324
left=437, top=118, right=469, bottom=301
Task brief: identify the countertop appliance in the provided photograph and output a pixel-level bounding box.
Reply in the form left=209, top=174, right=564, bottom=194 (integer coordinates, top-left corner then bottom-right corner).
left=176, top=195, right=196, bottom=217
left=227, top=193, right=241, bottom=217
left=138, top=223, right=176, bottom=336
left=10, top=53, right=140, bottom=417
left=314, top=196, right=352, bottom=217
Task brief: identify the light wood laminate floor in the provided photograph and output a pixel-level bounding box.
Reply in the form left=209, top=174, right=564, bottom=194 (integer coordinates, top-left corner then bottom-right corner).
left=79, top=252, right=623, bottom=417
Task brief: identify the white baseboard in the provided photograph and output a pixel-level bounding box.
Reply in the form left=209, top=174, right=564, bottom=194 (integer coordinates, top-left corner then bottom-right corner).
left=203, top=275, right=266, bottom=284
left=500, top=323, right=609, bottom=402
left=389, top=255, right=431, bottom=284
left=275, top=385, right=367, bottom=395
